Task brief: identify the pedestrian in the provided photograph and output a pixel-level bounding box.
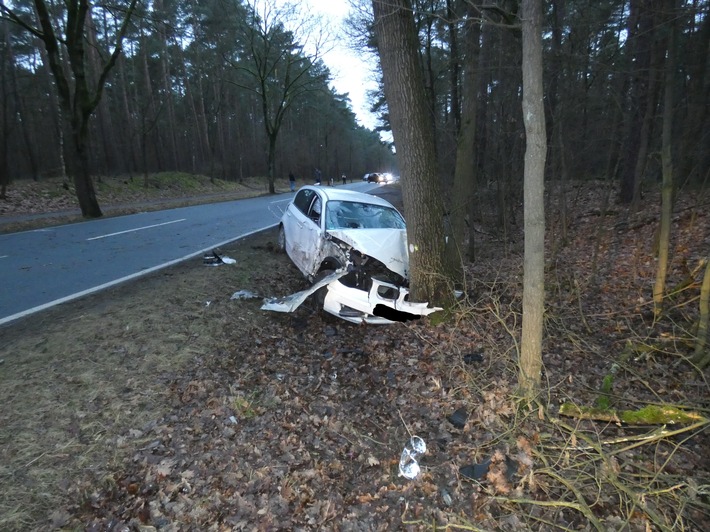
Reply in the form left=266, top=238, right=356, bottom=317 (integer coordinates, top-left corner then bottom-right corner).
left=314, top=168, right=322, bottom=185
left=289, top=171, right=296, bottom=192
left=341, top=174, right=347, bottom=185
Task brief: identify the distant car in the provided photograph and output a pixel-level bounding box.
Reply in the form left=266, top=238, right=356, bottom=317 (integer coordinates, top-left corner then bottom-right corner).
left=268, top=186, right=440, bottom=324
left=367, top=172, right=386, bottom=183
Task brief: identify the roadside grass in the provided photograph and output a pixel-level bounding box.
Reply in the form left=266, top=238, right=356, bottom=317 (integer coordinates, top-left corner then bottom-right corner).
left=0, top=173, right=303, bottom=234
left=0, top=227, right=301, bottom=531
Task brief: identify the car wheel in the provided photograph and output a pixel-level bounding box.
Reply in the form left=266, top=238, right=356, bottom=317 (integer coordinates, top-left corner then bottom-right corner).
left=313, top=269, right=335, bottom=308
left=277, top=225, right=286, bottom=252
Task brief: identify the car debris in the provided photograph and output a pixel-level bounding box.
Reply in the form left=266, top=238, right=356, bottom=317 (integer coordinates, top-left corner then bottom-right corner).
left=230, top=290, right=260, bottom=300
left=399, top=436, right=427, bottom=479
left=261, top=270, right=348, bottom=313
left=203, top=250, right=236, bottom=266
left=263, top=186, right=442, bottom=324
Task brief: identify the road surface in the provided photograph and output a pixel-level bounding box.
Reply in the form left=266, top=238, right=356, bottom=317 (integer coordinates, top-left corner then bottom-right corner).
left=0, top=182, right=383, bottom=326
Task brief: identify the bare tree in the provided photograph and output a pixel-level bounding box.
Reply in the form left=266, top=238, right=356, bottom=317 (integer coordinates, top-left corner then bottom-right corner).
left=518, top=0, right=547, bottom=400
left=371, top=0, right=454, bottom=306
left=227, top=0, right=329, bottom=194
left=0, top=0, right=139, bottom=217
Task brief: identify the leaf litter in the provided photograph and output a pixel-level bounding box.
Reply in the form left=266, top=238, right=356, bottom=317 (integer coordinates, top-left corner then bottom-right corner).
left=0, top=180, right=708, bottom=530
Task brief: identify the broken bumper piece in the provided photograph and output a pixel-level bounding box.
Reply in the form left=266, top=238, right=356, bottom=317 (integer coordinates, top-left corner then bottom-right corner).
left=261, top=271, right=441, bottom=325
left=323, top=276, right=441, bottom=324
left=261, top=271, right=348, bottom=313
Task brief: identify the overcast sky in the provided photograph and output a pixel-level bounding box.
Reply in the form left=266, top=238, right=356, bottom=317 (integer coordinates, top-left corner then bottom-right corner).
left=298, top=0, right=379, bottom=129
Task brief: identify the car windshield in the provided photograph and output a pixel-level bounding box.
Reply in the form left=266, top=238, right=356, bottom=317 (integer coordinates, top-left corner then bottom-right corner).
left=325, top=200, right=406, bottom=230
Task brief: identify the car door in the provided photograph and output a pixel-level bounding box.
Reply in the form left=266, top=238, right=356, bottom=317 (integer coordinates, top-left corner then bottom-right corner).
left=283, top=188, right=324, bottom=276
left=301, top=194, right=326, bottom=275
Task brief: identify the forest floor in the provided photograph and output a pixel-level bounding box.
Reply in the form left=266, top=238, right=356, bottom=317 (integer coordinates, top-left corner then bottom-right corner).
left=0, top=175, right=709, bottom=531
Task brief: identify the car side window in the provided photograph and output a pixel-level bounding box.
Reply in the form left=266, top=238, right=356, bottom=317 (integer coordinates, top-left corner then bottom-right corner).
left=293, top=189, right=314, bottom=215
left=308, top=196, right=322, bottom=225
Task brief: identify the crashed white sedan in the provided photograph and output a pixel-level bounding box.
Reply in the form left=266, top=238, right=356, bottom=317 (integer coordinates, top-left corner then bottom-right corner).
left=262, top=186, right=441, bottom=324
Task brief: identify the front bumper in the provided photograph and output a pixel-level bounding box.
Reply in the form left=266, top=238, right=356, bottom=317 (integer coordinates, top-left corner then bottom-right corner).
left=322, top=277, right=441, bottom=324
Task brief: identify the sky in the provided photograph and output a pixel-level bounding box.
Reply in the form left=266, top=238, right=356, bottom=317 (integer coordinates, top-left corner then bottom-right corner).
left=300, top=0, right=379, bottom=130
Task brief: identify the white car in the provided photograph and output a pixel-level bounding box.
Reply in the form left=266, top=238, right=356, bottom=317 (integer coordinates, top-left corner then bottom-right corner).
left=263, top=186, right=441, bottom=324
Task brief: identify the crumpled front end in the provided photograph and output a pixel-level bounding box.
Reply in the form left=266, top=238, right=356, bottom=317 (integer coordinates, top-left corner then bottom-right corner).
left=322, top=276, right=441, bottom=324
left=262, top=230, right=442, bottom=324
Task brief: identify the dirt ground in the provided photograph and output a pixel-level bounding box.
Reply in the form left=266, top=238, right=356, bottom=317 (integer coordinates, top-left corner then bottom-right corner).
left=1, top=178, right=709, bottom=531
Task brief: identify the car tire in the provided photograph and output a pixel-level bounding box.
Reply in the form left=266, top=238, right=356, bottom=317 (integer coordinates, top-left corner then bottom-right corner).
left=277, top=225, right=286, bottom=252
left=313, top=269, right=335, bottom=309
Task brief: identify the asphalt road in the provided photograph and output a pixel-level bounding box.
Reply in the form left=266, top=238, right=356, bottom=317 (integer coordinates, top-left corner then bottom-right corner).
left=0, top=181, right=384, bottom=326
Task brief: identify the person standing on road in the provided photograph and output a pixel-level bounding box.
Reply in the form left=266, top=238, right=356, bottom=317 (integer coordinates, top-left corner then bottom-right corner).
left=341, top=174, right=347, bottom=185
left=289, top=171, right=296, bottom=191
left=314, top=168, right=322, bottom=185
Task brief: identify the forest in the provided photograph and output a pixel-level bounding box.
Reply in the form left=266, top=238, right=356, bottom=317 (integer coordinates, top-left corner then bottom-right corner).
left=0, top=1, right=709, bottom=529
left=0, top=0, right=396, bottom=208
left=0, top=0, right=707, bottom=223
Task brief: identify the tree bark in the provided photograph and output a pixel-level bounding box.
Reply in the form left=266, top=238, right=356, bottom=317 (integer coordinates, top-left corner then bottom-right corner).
left=619, top=0, right=653, bottom=204
left=372, top=0, right=454, bottom=307
left=653, top=3, right=676, bottom=320
left=3, top=0, right=138, bottom=217
left=519, top=0, right=547, bottom=400
left=693, top=258, right=710, bottom=368
left=450, top=3, right=481, bottom=271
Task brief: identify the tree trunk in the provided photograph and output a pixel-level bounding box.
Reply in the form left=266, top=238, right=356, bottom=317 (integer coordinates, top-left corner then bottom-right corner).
left=6, top=0, right=139, bottom=217
left=693, top=258, right=710, bottom=368
left=268, top=133, right=277, bottom=194
left=450, top=5, right=481, bottom=271
left=372, top=0, right=454, bottom=307
left=446, top=0, right=460, bottom=133
left=619, top=0, right=653, bottom=204
left=1, top=21, right=9, bottom=198
left=653, top=0, right=677, bottom=320
left=519, top=0, right=547, bottom=400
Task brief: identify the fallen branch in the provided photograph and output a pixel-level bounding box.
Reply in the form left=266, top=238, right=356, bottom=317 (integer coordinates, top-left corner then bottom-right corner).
left=559, top=403, right=707, bottom=425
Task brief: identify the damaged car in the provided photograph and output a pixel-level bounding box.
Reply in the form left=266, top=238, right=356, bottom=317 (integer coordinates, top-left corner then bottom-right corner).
left=262, top=186, right=441, bottom=324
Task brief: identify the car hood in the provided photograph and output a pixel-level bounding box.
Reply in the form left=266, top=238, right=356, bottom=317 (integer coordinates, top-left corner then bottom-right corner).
left=327, top=228, right=408, bottom=278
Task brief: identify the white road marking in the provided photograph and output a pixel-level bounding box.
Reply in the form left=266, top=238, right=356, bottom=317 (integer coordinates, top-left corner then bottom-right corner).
left=0, top=224, right=277, bottom=327
left=268, top=198, right=291, bottom=219
left=87, top=219, right=186, bottom=241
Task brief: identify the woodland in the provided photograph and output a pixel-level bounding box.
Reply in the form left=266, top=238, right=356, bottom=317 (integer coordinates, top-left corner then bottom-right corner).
left=0, top=0, right=709, bottom=530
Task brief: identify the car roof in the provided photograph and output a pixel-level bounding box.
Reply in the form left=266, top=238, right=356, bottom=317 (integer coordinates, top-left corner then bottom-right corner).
left=302, top=185, right=396, bottom=209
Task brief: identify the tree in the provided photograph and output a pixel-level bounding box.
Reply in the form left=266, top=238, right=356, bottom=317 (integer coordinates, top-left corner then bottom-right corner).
left=371, top=0, right=454, bottom=306
left=449, top=2, right=481, bottom=272
left=227, top=0, right=329, bottom=194
left=518, top=0, right=546, bottom=400
left=653, top=0, right=677, bottom=320
left=694, top=258, right=710, bottom=368
left=0, top=0, right=139, bottom=217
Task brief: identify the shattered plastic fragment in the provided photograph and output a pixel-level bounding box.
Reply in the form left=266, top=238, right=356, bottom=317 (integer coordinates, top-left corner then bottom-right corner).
left=447, top=407, right=468, bottom=429
left=399, top=436, right=427, bottom=479
left=203, top=251, right=236, bottom=266
left=440, top=488, right=453, bottom=506
left=230, top=290, right=260, bottom=300
left=261, top=270, right=348, bottom=313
